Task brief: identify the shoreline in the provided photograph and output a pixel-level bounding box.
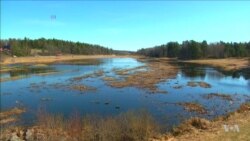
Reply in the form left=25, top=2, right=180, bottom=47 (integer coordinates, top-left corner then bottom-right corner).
left=179, top=58, right=250, bottom=71
left=1, top=55, right=249, bottom=72
left=0, top=55, right=137, bottom=65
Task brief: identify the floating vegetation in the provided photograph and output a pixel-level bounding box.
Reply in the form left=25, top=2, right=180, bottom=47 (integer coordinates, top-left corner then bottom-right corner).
left=202, top=93, right=233, bottom=101
left=40, top=98, right=53, bottom=101
left=112, top=66, right=147, bottom=76
left=0, top=107, right=26, bottom=125
left=70, top=70, right=104, bottom=82
left=177, top=102, right=207, bottom=114
left=173, top=85, right=183, bottom=89
left=104, top=101, right=110, bottom=105
left=102, top=76, right=116, bottom=82
left=104, top=59, right=178, bottom=93
left=71, top=85, right=96, bottom=92
left=187, top=81, right=211, bottom=88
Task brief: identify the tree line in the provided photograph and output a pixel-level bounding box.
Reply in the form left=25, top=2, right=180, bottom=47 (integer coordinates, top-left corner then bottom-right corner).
left=0, top=38, right=113, bottom=56
left=137, top=40, right=250, bottom=59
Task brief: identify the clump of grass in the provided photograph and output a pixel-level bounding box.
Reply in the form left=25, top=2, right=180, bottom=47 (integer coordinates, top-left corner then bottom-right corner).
left=172, top=117, right=210, bottom=136
left=102, top=76, right=116, bottom=82
left=0, top=107, right=26, bottom=125
left=187, top=81, right=211, bottom=88
left=237, top=102, right=250, bottom=113
left=203, top=93, right=233, bottom=101
left=70, top=70, right=104, bottom=82
left=71, top=84, right=96, bottom=92
left=177, top=102, right=207, bottom=114
left=105, top=59, right=177, bottom=93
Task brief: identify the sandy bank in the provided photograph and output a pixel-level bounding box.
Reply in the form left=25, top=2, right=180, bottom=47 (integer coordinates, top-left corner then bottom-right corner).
left=0, top=55, right=136, bottom=65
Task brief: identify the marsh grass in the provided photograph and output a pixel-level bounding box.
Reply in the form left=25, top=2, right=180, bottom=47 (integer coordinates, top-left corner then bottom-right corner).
left=172, top=117, right=211, bottom=136
left=187, top=81, right=211, bottom=88
left=35, top=109, right=160, bottom=141
left=177, top=102, right=207, bottom=114
left=203, top=93, right=233, bottom=101
left=0, top=107, right=26, bottom=125
left=105, top=59, right=178, bottom=92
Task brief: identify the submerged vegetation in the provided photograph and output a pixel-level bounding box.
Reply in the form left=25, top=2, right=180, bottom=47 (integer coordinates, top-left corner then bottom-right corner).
left=203, top=93, right=233, bottom=101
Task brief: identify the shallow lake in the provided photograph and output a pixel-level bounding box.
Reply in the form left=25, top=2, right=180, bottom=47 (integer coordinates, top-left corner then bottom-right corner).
left=1, top=58, right=250, bottom=130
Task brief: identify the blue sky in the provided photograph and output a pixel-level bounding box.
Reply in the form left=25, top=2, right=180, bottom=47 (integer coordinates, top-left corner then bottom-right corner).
left=1, top=1, right=250, bottom=51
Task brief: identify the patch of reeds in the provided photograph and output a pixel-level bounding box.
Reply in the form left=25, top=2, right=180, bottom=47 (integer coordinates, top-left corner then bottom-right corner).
left=34, top=109, right=159, bottom=141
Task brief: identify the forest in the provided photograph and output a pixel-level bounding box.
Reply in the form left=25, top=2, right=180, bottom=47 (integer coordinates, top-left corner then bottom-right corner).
left=0, top=38, right=113, bottom=56
left=137, top=40, right=250, bottom=59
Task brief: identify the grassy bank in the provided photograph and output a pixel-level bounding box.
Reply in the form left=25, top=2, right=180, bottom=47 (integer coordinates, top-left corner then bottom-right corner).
left=0, top=55, right=137, bottom=65
left=181, top=58, right=250, bottom=71
left=158, top=102, right=250, bottom=141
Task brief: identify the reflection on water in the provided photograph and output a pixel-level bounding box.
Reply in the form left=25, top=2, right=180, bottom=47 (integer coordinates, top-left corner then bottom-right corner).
left=1, top=58, right=250, bottom=129
left=9, top=67, right=56, bottom=77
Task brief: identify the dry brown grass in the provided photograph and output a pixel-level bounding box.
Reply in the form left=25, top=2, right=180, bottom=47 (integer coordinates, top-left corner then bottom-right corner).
left=0, top=107, right=26, bottom=125
left=203, top=93, right=233, bottom=101
left=181, top=58, right=249, bottom=71
left=70, top=70, right=104, bottom=82
left=156, top=102, right=250, bottom=141
left=172, top=117, right=211, bottom=136
left=177, top=102, right=207, bottom=114
left=0, top=109, right=159, bottom=141
left=71, top=85, right=97, bottom=92
left=0, top=55, right=136, bottom=65
left=1, top=103, right=250, bottom=141
left=187, top=81, right=211, bottom=88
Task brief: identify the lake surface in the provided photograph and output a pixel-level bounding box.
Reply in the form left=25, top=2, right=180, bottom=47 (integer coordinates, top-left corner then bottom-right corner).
left=1, top=58, right=250, bottom=130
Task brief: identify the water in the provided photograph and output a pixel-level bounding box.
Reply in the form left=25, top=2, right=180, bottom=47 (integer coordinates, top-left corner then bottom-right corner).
left=1, top=58, right=250, bottom=129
